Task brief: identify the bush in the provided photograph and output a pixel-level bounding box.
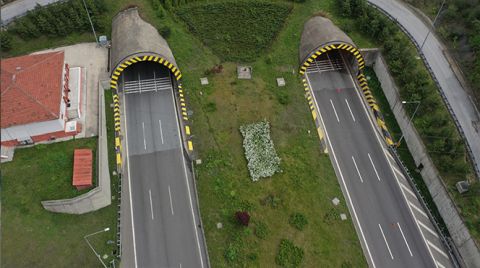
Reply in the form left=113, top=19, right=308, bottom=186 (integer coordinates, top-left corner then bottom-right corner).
left=275, top=239, right=304, bottom=268
left=235, top=211, right=250, bottom=226
left=240, top=121, right=281, bottom=181
left=224, top=243, right=239, bottom=263
left=289, top=213, right=308, bottom=231
left=0, top=31, right=13, bottom=51
left=158, top=26, right=171, bottom=38
left=205, top=101, right=217, bottom=112
left=254, top=221, right=268, bottom=239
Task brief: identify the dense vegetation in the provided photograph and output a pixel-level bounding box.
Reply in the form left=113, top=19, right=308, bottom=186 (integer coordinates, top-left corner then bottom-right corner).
left=6, top=0, right=106, bottom=44
left=175, top=1, right=292, bottom=61
left=339, top=0, right=469, bottom=177
left=404, top=0, right=480, bottom=105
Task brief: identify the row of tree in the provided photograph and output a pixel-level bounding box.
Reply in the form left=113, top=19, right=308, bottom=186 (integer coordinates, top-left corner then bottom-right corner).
left=339, top=0, right=469, bottom=176
left=8, top=0, right=107, bottom=40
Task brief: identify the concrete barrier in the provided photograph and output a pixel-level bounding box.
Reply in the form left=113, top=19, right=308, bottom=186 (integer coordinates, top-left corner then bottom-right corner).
left=42, top=81, right=112, bottom=214
left=368, top=50, right=480, bottom=267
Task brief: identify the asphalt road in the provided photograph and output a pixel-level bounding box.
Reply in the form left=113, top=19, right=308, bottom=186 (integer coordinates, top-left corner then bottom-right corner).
left=368, top=0, right=480, bottom=178
left=1, top=0, right=62, bottom=24
left=306, top=53, right=452, bottom=268
left=121, top=62, right=207, bottom=268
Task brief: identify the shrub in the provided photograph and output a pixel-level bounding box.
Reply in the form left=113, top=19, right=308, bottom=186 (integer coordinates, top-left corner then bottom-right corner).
left=275, top=239, right=304, bottom=268
left=254, top=221, right=268, bottom=239
left=158, top=26, right=171, bottom=38
left=240, top=121, right=281, bottom=181
left=235, top=211, right=250, bottom=226
left=0, top=32, right=13, bottom=51
left=224, top=243, right=239, bottom=263
left=289, top=213, right=308, bottom=231
left=205, top=102, right=217, bottom=112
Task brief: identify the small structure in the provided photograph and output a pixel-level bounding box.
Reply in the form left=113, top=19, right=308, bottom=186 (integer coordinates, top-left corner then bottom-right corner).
left=72, top=149, right=93, bottom=190
left=1, top=51, right=82, bottom=146
left=340, top=213, right=347, bottom=221
left=456, top=180, right=469, bottom=194
left=332, top=197, right=340, bottom=206
left=276, top=77, right=286, bottom=87
left=200, top=77, right=209, bottom=85
left=237, top=66, right=252, bottom=79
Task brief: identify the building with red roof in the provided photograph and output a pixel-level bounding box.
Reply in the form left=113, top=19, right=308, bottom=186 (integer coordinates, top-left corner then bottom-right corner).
left=1, top=51, right=81, bottom=146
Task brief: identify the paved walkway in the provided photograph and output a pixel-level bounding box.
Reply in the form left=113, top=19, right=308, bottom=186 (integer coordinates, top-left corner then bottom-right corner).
left=368, top=0, right=480, bottom=178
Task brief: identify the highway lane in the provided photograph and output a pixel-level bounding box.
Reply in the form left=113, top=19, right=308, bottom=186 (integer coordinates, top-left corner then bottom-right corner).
left=305, top=53, right=452, bottom=267
left=122, top=63, right=206, bottom=268
left=368, top=0, right=480, bottom=180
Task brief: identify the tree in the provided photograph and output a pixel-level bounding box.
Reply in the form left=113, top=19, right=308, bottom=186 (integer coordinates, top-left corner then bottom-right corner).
left=235, top=211, right=250, bottom=226
left=0, top=32, right=12, bottom=51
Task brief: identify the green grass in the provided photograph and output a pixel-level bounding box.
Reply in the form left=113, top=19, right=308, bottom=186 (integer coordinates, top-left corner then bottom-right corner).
left=175, top=1, right=292, bottom=62
left=1, top=0, right=378, bottom=266
left=1, top=90, right=120, bottom=268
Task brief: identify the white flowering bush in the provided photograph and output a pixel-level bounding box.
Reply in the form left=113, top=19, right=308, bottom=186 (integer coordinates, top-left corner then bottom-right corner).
left=240, top=121, right=281, bottom=181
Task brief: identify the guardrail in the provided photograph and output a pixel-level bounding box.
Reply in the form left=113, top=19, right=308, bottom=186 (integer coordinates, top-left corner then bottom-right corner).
left=368, top=2, right=480, bottom=180
left=388, top=147, right=463, bottom=267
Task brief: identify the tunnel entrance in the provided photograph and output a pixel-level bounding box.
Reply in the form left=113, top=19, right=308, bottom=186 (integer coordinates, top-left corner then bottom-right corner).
left=298, top=16, right=364, bottom=76
left=118, top=61, right=174, bottom=95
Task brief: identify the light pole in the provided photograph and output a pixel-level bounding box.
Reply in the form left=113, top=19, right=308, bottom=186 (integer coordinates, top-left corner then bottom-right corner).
left=397, top=100, right=421, bottom=147
left=84, top=227, right=110, bottom=268
left=82, top=0, right=98, bottom=44
left=420, top=0, right=446, bottom=50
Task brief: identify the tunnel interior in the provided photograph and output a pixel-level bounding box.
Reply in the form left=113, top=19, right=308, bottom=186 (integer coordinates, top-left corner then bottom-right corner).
left=303, top=49, right=357, bottom=75
left=117, top=61, right=176, bottom=94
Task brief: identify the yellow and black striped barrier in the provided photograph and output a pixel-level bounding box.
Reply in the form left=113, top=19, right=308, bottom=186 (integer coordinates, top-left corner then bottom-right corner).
left=111, top=54, right=182, bottom=90
left=357, top=73, right=394, bottom=146
left=299, top=42, right=365, bottom=75
left=178, top=84, right=194, bottom=152
left=302, top=78, right=328, bottom=154
left=112, top=92, right=123, bottom=168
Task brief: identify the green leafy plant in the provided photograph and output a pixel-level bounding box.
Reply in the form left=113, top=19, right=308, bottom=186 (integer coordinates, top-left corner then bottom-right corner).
left=289, top=213, right=308, bottom=231
left=275, top=239, right=304, bottom=268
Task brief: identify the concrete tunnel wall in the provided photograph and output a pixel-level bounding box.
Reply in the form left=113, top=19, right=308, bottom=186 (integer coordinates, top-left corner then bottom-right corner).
left=110, top=7, right=181, bottom=90
left=299, top=16, right=365, bottom=75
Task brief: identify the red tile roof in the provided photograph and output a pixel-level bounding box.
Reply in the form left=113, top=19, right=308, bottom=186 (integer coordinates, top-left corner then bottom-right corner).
left=72, top=149, right=93, bottom=189
left=1, top=51, right=64, bottom=128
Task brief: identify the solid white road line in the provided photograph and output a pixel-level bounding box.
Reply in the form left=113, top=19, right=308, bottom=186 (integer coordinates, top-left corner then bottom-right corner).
left=343, top=56, right=438, bottom=267
left=400, top=182, right=418, bottom=200
left=397, top=222, right=413, bottom=257
left=436, top=260, right=446, bottom=268
left=306, top=74, right=376, bottom=268
left=168, top=185, right=174, bottom=215
left=427, top=240, right=449, bottom=258
left=408, top=201, right=429, bottom=218
left=149, top=189, right=154, bottom=220
left=379, top=224, right=394, bottom=260
left=345, top=99, right=356, bottom=122
left=170, top=86, right=205, bottom=268
left=330, top=99, right=340, bottom=122
left=159, top=119, right=164, bottom=144
left=123, top=93, right=139, bottom=268
left=142, top=121, right=146, bottom=150
left=417, top=219, right=439, bottom=238
left=352, top=156, right=364, bottom=183
left=368, top=153, right=381, bottom=181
